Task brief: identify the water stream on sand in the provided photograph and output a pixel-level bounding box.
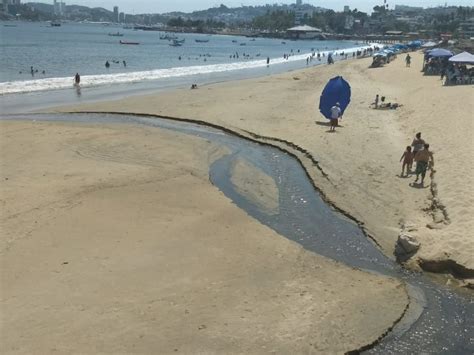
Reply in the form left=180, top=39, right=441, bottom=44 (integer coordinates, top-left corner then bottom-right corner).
left=2, top=113, right=473, bottom=354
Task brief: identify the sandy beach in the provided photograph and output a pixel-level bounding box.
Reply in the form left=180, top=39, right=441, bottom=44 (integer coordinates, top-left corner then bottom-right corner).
left=1, top=120, right=407, bottom=353
left=57, top=51, right=473, bottom=280
left=1, top=50, right=472, bottom=352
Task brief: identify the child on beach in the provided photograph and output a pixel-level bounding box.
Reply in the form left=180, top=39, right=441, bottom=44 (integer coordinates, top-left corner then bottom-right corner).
left=400, top=146, right=413, bottom=177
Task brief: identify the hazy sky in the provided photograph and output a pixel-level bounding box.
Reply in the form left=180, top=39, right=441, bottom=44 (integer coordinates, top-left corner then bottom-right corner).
left=35, top=1, right=472, bottom=14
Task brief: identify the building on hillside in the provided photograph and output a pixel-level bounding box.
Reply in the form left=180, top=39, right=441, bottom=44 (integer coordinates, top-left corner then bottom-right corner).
left=458, top=18, right=474, bottom=39
left=344, top=6, right=350, bottom=13
left=287, top=25, right=322, bottom=39
left=394, top=5, right=423, bottom=16
left=53, top=0, right=65, bottom=16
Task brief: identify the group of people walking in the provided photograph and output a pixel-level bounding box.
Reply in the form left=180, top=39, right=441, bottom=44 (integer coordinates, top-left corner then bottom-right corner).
left=400, top=132, right=434, bottom=185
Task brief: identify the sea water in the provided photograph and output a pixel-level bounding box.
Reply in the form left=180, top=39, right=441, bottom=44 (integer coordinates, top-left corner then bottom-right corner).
left=0, top=21, right=374, bottom=95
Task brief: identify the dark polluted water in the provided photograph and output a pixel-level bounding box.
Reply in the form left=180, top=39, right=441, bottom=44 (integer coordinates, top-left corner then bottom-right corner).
left=3, top=113, right=473, bottom=354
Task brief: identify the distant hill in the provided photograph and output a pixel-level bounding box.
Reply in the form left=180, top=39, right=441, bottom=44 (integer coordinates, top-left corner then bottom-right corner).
left=22, top=2, right=327, bottom=24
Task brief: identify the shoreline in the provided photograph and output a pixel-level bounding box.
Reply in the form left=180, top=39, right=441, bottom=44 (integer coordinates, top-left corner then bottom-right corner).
left=1, top=48, right=472, bottom=351
left=50, top=51, right=473, bottom=284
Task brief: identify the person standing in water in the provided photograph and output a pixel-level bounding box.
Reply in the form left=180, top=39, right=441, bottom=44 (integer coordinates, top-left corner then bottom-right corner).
left=105, top=61, right=110, bottom=68
left=74, top=73, right=80, bottom=85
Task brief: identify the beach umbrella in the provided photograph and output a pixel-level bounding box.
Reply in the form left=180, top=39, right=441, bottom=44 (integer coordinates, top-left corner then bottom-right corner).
left=427, top=48, right=453, bottom=57
left=448, top=51, right=474, bottom=64
left=319, top=76, right=351, bottom=120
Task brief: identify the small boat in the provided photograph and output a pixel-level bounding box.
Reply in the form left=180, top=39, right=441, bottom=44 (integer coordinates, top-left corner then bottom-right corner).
left=169, top=39, right=183, bottom=47
left=160, top=34, right=177, bottom=40
left=3, top=24, right=17, bottom=27
left=232, top=40, right=237, bottom=43
left=195, top=39, right=209, bottom=43
left=120, top=40, right=140, bottom=45
left=109, top=32, right=124, bottom=37
left=174, top=38, right=185, bottom=44
left=51, top=21, right=61, bottom=27
left=240, top=43, right=246, bottom=46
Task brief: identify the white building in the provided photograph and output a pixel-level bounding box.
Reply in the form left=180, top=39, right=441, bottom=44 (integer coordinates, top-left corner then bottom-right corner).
left=287, top=25, right=323, bottom=39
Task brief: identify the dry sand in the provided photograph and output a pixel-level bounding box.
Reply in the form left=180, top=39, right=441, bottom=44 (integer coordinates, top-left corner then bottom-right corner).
left=58, top=52, right=473, bottom=280
left=1, top=120, right=407, bottom=353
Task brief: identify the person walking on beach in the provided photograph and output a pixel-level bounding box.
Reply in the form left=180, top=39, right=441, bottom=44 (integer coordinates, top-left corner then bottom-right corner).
left=330, top=102, right=342, bottom=132
left=400, top=146, right=414, bottom=177
left=405, top=54, right=411, bottom=67
left=411, top=132, right=425, bottom=160
left=74, top=73, right=80, bottom=85
left=414, top=144, right=434, bottom=185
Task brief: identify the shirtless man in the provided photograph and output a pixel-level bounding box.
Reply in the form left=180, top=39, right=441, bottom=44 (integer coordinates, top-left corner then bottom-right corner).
left=411, top=132, right=425, bottom=159
left=414, top=144, right=434, bottom=185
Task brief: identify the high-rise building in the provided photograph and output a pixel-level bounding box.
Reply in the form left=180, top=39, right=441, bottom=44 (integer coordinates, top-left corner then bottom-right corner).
left=53, top=0, right=66, bottom=16
left=344, top=5, right=350, bottom=13
left=113, top=6, right=119, bottom=23
left=119, top=12, right=125, bottom=23
left=2, top=0, right=8, bottom=12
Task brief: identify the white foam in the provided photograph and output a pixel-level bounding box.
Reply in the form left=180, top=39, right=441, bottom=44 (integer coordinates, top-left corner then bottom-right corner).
left=0, top=45, right=376, bottom=95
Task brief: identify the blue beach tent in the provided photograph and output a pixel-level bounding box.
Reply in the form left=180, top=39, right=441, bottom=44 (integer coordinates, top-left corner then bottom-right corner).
left=427, top=48, right=453, bottom=58
left=319, top=76, right=351, bottom=119
left=407, top=40, right=422, bottom=48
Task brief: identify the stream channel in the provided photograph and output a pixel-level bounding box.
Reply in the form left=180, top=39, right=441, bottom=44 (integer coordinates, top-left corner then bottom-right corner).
left=4, top=112, right=473, bottom=354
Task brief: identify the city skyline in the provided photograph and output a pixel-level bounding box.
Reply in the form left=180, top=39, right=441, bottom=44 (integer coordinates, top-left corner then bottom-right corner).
left=27, top=0, right=474, bottom=15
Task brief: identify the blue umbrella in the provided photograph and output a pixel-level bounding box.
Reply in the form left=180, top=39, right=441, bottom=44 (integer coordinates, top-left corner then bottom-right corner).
left=319, top=76, right=351, bottom=120
left=427, top=48, right=453, bottom=57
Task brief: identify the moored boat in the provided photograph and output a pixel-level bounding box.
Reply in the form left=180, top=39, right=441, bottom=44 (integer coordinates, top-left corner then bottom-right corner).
left=120, top=40, right=140, bottom=45
left=195, top=39, right=209, bottom=43
left=109, top=32, right=124, bottom=37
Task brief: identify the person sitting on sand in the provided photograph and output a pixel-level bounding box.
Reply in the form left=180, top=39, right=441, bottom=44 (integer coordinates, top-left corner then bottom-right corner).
left=414, top=144, right=434, bottom=185
left=376, top=95, right=402, bottom=109
left=411, top=132, right=425, bottom=159
left=400, top=146, right=413, bottom=177
left=329, top=102, right=342, bottom=132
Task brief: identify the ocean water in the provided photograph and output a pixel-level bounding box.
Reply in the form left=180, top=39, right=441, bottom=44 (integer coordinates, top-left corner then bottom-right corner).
left=0, top=21, right=374, bottom=95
